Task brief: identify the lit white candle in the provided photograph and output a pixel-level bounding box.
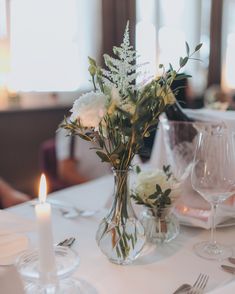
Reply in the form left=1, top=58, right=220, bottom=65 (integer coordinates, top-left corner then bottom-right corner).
left=35, top=174, right=56, bottom=274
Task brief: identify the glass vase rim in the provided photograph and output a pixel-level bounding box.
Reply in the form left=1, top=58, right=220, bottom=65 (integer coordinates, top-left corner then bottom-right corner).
left=161, top=117, right=227, bottom=131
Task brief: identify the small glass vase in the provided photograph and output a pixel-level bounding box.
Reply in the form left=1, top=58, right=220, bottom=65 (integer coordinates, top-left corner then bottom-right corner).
left=96, top=168, right=146, bottom=265
left=141, top=206, right=179, bottom=244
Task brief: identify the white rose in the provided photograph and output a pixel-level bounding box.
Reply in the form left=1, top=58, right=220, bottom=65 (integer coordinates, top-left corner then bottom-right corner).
left=70, top=91, right=108, bottom=128
left=135, top=169, right=178, bottom=200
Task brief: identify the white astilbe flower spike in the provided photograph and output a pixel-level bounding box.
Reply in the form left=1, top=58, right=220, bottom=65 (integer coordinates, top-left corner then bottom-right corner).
left=101, top=22, right=140, bottom=97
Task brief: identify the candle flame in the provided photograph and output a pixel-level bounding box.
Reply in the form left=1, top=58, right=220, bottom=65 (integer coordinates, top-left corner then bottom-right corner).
left=39, top=174, right=47, bottom=204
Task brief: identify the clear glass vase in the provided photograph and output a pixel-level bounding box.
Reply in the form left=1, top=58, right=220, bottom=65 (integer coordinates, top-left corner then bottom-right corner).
left=96, top=169, right=146, bottom=265
left=141, top=207, right=179, bottom=244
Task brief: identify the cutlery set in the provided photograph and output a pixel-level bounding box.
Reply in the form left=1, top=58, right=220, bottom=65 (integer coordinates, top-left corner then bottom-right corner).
left=221, top=257, right=235, bottom=274
left=30, top=198, right=98, bottom=219
left=173, top=257, right=235, bottom=294
left=57, top=237, right=76, bottom=247
left=173, top=273, right=209, bottom=294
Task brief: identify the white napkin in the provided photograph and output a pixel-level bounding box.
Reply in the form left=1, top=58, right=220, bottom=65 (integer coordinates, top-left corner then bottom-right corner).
left=0, top=234, right=29, bottom=265
left=174, top=182, right=235, bottom=229
left=208, top=281, right=235, bottom=294
left=0, top=209, right=35, bottom=235
left=0, top=210, right=35, bottom=265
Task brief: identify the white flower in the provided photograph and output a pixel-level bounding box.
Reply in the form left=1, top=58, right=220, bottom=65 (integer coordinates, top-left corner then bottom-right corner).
left=70, top=91, right=108, bottom=128
left=111, top=87, right=121, bottom=105
left=108, top=87, right=136, bottom=115
left=156, top=84, right=175, bottom=105
left=135, top=169, right=178, bottom=201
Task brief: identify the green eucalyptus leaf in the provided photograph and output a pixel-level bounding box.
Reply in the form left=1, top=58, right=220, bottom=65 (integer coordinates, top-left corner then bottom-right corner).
left=88, top=65, right=96, bottom=76
left=135, top=165, right=141, bottom=174
left=185, top=42, right=190, bottom=56
left=174, top=74, right=191, bottom=81
left=156, top=184, right=162, bottom=194
left=148, top=193, right=157, bottom=200
left=180, top=57, right=189, bottom=67
left=96, top=151, right=110, bottom=162
left=77, top=133, right=92, bottom=141
left=195, top=43, right=203, bottom=51
left=164, top=188, right=172, bottom=198
left=88, top=56, right=97, bottom=66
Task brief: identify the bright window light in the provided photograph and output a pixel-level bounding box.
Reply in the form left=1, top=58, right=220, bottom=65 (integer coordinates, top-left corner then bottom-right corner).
left=136, top=0, right=209, bottom=94
left=7, top=0, right=102, bottom=92
left=0, top=0, right=7, bottom=38
left=225, top=33, right=235, bottom=89
left=158, top=26, right=186, bottom=69
left=136, top=21, right=157, bottom=82
left=9, top=0, right=79, bottom=91
left=136, top=0, right=157, bottom=82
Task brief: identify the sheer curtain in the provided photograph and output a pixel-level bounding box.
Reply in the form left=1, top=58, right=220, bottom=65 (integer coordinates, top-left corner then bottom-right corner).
left=0, top=0, right=10, bottom=85
left=222, top=0, right=235, bottom=91
left=136, top=0, right=211, bottom=95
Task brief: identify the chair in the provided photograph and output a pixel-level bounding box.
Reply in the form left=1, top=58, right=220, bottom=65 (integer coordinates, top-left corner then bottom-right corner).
left=39, top=138, right=69, bottom=193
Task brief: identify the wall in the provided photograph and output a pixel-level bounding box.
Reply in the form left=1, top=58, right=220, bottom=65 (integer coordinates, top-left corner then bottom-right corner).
left=0, top=106, right=69, bottom=196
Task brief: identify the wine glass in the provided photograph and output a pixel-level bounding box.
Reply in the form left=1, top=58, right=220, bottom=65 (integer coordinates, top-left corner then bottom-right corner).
left=191, top=123, right=235, bottom=260
left=160, top=118, right=198, bottom=183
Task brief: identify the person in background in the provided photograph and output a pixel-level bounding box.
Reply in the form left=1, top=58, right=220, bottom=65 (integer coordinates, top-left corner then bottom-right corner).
left=0, top=178, right=31, bottom=208
left=204, top=85, right=231, bottom=111
left=55, top=128, right=111, bottom=186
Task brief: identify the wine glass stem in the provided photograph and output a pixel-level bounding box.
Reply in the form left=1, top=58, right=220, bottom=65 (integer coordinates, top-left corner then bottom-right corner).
left=210, top=203, right=218, bottom=246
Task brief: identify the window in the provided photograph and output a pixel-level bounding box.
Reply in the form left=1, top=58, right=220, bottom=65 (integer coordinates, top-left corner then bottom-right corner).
left=3, top=0, right=102, bottom=96
left=136, top=0, right=211, bottom=95
left=223, top=0, right=235, bottom=90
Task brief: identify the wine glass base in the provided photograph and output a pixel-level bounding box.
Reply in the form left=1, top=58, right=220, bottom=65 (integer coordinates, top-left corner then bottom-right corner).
left=193, top=241, right=233, bottom=260
left=24, top=277, right=97, bottom=294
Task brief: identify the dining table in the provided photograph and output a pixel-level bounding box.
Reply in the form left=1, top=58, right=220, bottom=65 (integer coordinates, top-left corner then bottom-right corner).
left=5, top=174, right=235, bottom=294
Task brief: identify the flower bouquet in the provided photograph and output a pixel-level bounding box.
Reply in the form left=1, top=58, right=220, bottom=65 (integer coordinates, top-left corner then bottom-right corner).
left=61, top=22, right=201, bottom=264
left=132, top=166, right=180, bottom=244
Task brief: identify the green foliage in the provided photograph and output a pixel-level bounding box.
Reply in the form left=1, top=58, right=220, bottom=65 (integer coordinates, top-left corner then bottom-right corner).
left=61, top=22, right=202, bottom=171
left=132, top=166, right=175, bottom=212
left=163, top=165, right=173, bottom=180
left=132, top=184, right=172, bottom=211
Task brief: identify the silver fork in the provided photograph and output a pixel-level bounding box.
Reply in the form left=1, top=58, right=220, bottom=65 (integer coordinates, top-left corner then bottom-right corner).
left=57, top=237, right=76, bottom=247
left=188, top=274, right=209, bottom=294
left=60, top=207, right=98, bottom=218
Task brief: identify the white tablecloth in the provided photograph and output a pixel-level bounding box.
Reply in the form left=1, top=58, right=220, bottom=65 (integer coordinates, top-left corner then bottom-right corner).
left=6, top=175, right=235, bottom=294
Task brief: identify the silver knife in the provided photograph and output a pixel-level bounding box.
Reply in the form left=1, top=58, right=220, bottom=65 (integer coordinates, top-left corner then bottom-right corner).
left=221, top=265, right=235, bottom=274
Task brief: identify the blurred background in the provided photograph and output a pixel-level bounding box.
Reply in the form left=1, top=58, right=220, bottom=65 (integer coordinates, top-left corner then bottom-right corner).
left=0, top=0, right=234, bottom=197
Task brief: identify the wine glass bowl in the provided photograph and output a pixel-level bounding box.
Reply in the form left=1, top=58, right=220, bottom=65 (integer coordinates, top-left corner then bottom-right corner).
left=160, top=118, right=199, bottom=183
left=191, top=122, right=235, bottom=260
